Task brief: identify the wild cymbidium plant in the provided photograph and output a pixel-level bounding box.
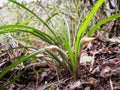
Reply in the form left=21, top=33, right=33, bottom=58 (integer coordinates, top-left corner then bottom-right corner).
left=0, top=0, right=120, bottom=83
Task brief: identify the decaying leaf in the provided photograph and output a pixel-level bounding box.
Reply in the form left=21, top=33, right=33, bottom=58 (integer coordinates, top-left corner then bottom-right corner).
left=81, top=37, right=95, bottom=43
left=80, top=56, right=94, bottom=63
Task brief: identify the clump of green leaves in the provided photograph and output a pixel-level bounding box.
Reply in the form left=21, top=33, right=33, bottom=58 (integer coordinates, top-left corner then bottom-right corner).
left=0, top=0, right=120, bottom=85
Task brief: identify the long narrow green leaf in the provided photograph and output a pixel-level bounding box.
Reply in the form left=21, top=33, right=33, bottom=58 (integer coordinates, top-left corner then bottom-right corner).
left=60, top=37, right=75, bottom=72
left=76, top=0, right=81, bottom=19
left=0, top=72, right=23, bottom=90
left=61, top=14, right=71, bottom=46
left=75, top=0, right=105, bottom=64
left=0, top=28, right=53, bottom=44
left=46, top=12, right=58, bottom=23
left=1, top=29, right=53, bottom=44
left=88, top=13, right=120, bottom=36
left=0, top=49, right=45, bottom=79
left=0, top=25, right=56, bottom=44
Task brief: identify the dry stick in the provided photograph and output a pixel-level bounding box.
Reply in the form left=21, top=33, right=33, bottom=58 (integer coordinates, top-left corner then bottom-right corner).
left=110, top=79, right=114, bottom=90
left=90, top=51, right=95, bottom=72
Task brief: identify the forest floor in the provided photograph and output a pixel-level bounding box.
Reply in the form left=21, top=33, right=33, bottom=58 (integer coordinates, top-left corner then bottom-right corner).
left=0, top=37, right=120, bottom=90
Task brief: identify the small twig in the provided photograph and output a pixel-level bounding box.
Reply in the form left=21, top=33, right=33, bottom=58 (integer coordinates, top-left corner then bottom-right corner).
left=110, top=79, right=114, bottom=90
left=90, top=53, right=95, bottom=72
